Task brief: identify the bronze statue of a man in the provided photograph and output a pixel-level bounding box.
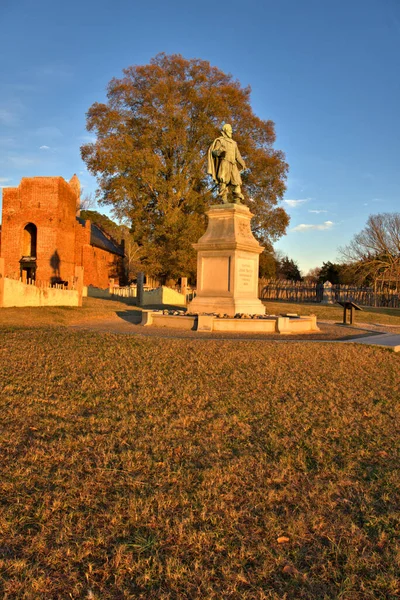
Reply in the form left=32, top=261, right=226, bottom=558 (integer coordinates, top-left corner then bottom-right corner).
left=207, top=123, right=246, bottom=204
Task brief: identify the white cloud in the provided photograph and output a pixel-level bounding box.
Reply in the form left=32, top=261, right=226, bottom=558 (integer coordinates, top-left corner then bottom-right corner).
left=292, top=220, right=334, bottom=232
left=308, top=209, right=327, bottom=214
left=0, top=177, right=11, bottom=183
left=364, top=198, right=383, bottom=207
left=39, top=145, right=50, bottom=150
left=283, top=198, right=310, bottom=208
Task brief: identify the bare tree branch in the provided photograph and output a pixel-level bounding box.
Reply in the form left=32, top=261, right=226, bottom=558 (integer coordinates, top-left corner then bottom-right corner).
left=340, top=213, right=400, bottom=283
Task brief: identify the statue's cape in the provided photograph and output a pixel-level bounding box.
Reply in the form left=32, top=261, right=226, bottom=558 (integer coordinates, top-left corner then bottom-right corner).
left=207, top=137, right=224, bottom=183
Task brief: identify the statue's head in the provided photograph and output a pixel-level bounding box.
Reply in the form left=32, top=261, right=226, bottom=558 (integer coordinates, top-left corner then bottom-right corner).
left=221, top=123, right=232, bottom=139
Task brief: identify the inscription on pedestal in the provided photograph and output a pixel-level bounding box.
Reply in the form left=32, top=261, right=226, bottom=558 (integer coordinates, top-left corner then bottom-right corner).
left=237, top=259, right=255, bottom=292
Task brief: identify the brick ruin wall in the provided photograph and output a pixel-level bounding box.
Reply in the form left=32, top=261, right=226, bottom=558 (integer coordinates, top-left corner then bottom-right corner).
left=82, top=243, right=121, bottom=289
left=0, top=176, right=124, bottom=289
left=1, top=178, right=77, bottom=283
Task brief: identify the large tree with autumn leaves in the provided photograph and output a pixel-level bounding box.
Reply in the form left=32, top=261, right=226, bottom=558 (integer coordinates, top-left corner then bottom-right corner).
left=81, top=53, right=289, bottom=281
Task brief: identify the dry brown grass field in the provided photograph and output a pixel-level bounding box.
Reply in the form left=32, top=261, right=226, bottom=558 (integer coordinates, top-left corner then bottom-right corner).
left=0, top=300, right=399, bottom=599
left=0, top=297, right=399, bottom=330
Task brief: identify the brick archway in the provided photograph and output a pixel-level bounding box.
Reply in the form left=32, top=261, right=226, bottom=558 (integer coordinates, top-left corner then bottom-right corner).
left=23, top=223, right=37, bottom=257
left=20, top=223, right=37, bottom=281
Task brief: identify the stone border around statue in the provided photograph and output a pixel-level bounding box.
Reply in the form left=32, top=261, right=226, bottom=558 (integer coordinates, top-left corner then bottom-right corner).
left=141, top=310, right=319, bottom=334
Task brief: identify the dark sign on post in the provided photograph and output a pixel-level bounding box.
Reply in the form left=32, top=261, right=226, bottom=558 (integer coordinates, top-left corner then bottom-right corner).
left=337, top=301, right=363, bottom=325
left=137, top=272, right=144, bottom=306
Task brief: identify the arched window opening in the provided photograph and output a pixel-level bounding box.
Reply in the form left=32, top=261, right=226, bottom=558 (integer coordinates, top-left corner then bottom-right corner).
left=23, top=223, right=37, bottom=257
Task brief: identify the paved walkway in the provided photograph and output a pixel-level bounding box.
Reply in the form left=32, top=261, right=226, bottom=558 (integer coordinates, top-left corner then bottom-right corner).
left=319, top=320, right=400, bottom=352
left=70, top=316, right=400, bottom=351
left=343, top=332, right=400, bottom=352
left=320, top=319, right=400, bottom=334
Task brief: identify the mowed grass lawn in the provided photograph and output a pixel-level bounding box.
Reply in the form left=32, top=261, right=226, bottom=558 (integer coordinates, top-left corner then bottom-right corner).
left=0, top=304, right=399, bottom=598
left=261, top=301, right=400, bottom=327
left=0, top=296, right=399, bottom=329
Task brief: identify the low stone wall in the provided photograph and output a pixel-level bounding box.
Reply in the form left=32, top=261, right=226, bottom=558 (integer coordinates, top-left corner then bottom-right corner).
left=142, top=286, right=186, bottom=307
left=279, top=315, right=318, bottom=333
left=141, top=313, right=196, bottom=330
left=1, top=277, right=80, bottom=308
left=86, top=285, right=112, bottom=299
left=141, top=311, right=319, bottom=334
left=213, top=318, right=277, bottom=333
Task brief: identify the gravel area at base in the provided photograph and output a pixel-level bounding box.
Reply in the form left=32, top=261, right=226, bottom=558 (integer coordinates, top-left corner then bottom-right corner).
left=70, top=317, right=379, bottom=342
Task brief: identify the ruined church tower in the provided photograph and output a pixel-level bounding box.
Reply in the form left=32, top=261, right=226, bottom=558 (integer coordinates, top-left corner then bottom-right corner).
left=1, top=176, right=80, bottom=284
left=69, top=173, right=81, bottom=217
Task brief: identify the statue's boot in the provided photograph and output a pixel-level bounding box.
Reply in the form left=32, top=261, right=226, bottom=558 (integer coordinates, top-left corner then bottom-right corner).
left=232, top=186, right=244, bottom=204
left=218, top=183, right=229, bottom=204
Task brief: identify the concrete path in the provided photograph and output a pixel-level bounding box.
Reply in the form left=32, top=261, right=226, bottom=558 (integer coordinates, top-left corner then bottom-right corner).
left=69, top=316, right=400, bottom=351
left=344, top=332, right=400, bottom=352
left=318, top=320, right=400, bottom=352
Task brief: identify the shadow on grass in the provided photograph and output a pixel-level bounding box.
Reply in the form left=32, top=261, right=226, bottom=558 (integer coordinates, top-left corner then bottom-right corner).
left=97, top=295, right=138, bottom=306
left=335, top=329, right=384, bottom=341
left=139, top=304, right=188, bottom=311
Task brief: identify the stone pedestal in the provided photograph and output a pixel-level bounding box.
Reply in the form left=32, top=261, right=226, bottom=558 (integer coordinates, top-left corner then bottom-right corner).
left=188, top=204, right=265, bottom=316
left=322, top=281, right=334, bottom=304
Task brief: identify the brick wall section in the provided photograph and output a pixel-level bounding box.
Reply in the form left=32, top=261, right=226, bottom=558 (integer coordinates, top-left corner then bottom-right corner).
left=1, top=177, right=76, bottom=283
left=74, top=219, right=122, bottom=288
left=74, top=219, right=91, bottom=267
left=81, top=244, right=121, bottom=288
left=1, top=175, right=124, bottom=289
left=1, top=187, right=23, bottom=279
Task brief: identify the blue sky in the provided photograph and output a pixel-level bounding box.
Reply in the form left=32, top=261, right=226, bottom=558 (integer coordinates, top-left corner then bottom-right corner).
left=1, top=0, right=399, bottom=274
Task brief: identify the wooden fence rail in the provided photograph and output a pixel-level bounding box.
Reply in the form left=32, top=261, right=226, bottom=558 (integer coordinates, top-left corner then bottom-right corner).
left=259, top=280, right=400, bottom=308
left=5, top=275, right=80, bottom=291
